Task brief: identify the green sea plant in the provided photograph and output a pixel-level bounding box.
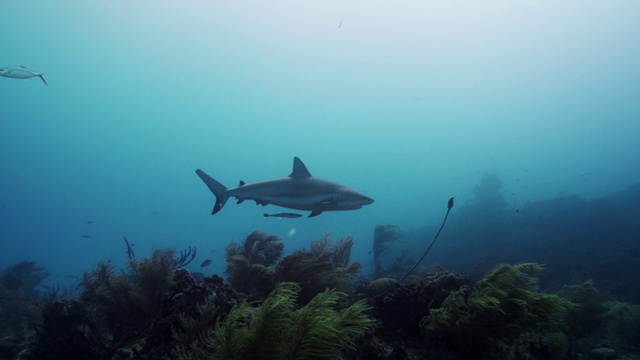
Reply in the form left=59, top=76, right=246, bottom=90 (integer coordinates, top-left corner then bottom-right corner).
left=78, top=248, right=179, bottom=342
left=557, top=280, right=607, bottom=338
left=169, top=295, right=222, bottom=360
left=204, top=282, right=374, bottom=360
left=23, top=298, right=108, bottom=360
left=274, top=234, right=361, bottom=305
left=557, top=280, right=640, bottom=354
left=605, top=301, right=640, bottom=351
left=224, top=231, right=284, bottom=296
left=421, top=263, right=568, bottom=355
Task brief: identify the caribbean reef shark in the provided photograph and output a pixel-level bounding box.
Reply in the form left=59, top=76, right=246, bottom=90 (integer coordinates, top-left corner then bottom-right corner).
left=196, top=157, right=374, bottom=217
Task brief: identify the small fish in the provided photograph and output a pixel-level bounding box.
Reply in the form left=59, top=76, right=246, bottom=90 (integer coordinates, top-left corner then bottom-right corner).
left=339, top=19, right=343, bottom=28
left=200, top=259, right=212, bottom=268
left=0, top=66, right=47, bottom=86
left=263, top=212, right=303, bottom=218
left=515, top=208, right=520, bottom=214
left=82, top=235, right=91, bottom=238
left=86, top=221, right=93, bottom=225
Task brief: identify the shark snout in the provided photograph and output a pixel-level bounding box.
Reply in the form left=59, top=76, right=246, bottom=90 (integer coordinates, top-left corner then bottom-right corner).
left=349, top=193, right=374, bottom=206
left=359, top=196, right=374, bottom=205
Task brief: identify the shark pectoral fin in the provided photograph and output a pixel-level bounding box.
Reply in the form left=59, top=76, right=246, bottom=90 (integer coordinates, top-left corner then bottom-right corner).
left=309, top=210, right=323, bottom=217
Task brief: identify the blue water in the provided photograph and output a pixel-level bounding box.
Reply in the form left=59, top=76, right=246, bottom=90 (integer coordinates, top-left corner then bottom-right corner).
left=2, top=2, right=639, bottom=288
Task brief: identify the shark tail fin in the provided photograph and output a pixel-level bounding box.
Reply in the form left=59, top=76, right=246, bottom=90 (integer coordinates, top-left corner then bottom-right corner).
left=196, top=169, right=229, bottom=215
left=39, top=73, right=47, bottom=86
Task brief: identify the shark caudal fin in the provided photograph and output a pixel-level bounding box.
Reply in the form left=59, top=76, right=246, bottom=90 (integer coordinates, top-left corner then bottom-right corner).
left=196, top=169, right=229, bottom=215
left=39, top=73, right=48, bottom=86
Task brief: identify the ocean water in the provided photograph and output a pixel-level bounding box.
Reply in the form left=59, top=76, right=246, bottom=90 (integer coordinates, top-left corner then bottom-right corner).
left=1, top=1, right=640, bottom=291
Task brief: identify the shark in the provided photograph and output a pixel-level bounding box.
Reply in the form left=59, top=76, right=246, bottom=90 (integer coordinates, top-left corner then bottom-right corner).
left=196, top=157, right=374, bottom=217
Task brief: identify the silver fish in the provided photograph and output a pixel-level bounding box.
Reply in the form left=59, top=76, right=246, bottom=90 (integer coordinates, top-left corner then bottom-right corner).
left=0, top=66, right=47, bottom=86
left=264, top=212, right=303, bottom=218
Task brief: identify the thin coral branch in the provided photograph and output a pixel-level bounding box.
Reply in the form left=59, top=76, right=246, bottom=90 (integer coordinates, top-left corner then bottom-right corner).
left=123, top=237, right=135, bottom=260
left=174, top=246, right=197, bottom=268
left=373, top=225, right=402, bottom=274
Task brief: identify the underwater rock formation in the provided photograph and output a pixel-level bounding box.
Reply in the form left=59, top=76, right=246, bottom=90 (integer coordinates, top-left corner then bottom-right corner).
left=369, top=270, right=470, bottom=339
left=0, top=261, right=49, bottom=338
left=1, top=261, right=49, bottom=296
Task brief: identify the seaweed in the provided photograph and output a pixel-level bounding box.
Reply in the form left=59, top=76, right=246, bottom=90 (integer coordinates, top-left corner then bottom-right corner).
left=224, top=231, right=284, bottom=296
left=223, top=232, right=361, bottom=305
left=420, top=263, right=569, bottom=356
left=168, top=295, right=227, bottom=360
left=203, top=282, right=374, bottom=360
left=78, top=249, right=178, bottom=342
left=23, top=298, right=108, bottom=360
left=605, top=301, right=640, bottom=351
left=274, top=234, right=361, bottom=305
left=557, top=280, right=608, bottom=338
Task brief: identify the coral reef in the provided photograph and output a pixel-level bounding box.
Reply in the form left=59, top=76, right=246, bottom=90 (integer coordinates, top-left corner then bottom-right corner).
left=3, top=220, right=640, bottom=360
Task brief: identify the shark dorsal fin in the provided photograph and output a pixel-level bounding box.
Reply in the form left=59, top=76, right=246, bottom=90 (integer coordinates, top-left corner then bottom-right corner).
left=289, top=157, right=312, bottom=178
